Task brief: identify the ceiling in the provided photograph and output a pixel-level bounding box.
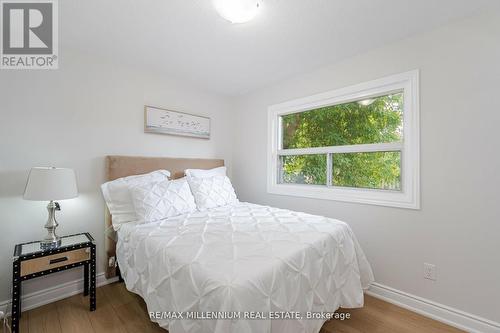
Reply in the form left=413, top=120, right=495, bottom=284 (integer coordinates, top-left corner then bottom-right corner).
left=61, top=0, right=499, bottom=96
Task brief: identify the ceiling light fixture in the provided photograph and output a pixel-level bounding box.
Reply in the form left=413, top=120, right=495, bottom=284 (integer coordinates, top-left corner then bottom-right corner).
left=213, top=0, right=261, bottom=24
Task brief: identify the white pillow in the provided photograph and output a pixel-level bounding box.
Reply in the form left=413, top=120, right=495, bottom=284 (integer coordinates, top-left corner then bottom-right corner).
left=130, top=177, right=196, bottom=223
left=185, top=166, right=226, bottom=178
left=187, top=175, right=238, bottom=211
left=101, top=170, right=170, bottom=229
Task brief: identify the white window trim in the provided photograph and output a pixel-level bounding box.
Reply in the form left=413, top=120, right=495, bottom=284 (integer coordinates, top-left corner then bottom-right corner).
left=267, top=70, right=420, bottom=209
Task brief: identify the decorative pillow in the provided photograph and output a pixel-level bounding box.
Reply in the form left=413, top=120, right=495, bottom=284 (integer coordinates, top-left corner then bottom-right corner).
left=187, top=175, right=238, bottom=211
left=185, top=166, right=226, bottom=178
left=130, top=177, right=196, bottom=222
left=101, top=170, right=170, bottom=229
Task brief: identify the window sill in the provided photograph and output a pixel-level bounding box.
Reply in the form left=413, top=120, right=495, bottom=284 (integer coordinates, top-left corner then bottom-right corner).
left=267, top=183, right=420, bottom=209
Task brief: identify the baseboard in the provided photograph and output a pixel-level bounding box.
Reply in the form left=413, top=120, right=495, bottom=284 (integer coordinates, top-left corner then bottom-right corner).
left=367, top=282, right=500, bottom=333
left=0, top=273, right=119, bottom=317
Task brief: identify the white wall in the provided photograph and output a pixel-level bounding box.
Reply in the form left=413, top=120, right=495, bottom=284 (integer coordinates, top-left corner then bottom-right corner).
left=0, top=50, right=234, bottom=302
left=232, top=11, right=500, bottom=323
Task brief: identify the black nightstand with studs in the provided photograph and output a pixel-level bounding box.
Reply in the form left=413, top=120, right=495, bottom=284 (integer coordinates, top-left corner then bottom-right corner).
left=11, top=233, right=96, bottom=333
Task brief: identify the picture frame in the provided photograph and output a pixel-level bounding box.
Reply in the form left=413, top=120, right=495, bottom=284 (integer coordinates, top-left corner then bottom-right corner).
left=144, top=105, right=211, bottom=139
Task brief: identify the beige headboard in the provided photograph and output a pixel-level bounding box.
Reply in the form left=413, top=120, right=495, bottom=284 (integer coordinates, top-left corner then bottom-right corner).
left=104, top=155, right=224, bottom=278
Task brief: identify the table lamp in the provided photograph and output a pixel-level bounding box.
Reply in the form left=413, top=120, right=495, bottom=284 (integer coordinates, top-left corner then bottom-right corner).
left=23, top=167, right=78, bottom=248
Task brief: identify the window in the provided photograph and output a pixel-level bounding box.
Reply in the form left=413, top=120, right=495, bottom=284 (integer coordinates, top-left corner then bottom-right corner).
left=267, top=70, right=420, bottom=209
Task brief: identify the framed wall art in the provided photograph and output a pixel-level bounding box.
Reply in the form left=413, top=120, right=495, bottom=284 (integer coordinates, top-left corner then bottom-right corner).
left=144, top=106, right=211, bottom=139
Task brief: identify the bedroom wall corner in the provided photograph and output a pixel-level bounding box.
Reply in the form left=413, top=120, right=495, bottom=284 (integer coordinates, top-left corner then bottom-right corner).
left=230, top=9, right=500, bottom=325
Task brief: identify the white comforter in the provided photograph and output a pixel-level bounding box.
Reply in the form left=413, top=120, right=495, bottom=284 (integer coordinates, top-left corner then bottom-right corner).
left=117, top=202, right=374, bottom=333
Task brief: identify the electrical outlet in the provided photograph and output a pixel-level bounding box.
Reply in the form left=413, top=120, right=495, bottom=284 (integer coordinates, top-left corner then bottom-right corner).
left=108, top=256, right=116, bottom=268
left=424, top=263, right=437, bottom=281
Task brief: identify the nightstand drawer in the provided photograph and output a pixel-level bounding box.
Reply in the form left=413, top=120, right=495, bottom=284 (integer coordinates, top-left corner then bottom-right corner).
left=20, top=247, right=90, bottom=277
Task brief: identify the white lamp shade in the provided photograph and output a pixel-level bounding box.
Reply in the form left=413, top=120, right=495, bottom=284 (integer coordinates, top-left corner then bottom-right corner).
left=24, top=167, right=78, bottom=201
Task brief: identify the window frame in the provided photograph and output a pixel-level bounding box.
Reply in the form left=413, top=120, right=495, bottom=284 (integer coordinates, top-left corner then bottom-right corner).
left=267, top=70, right=420, bottom=209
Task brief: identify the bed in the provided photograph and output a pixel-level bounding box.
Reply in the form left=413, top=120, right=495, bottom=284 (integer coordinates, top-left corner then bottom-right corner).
left=103, top=155, right=374, bottom=333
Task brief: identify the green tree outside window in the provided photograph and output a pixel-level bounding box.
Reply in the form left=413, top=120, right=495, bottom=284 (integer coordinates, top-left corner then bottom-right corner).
left=280, top=93, right=403, bottom=190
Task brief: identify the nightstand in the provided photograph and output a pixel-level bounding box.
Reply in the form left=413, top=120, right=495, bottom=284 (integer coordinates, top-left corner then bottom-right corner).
left=11, top=233, right=96, bottom=333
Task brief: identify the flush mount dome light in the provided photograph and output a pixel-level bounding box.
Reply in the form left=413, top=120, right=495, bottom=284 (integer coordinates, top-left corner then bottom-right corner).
left=213, top=0, right=261, bottom=23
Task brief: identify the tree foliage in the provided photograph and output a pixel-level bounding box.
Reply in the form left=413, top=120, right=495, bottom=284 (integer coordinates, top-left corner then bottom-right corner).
left=280, top=93, right=403, bottom=190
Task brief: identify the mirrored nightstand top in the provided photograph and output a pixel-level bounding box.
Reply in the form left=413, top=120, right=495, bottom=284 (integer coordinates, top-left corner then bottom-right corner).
left=14, top=233, right=94, bottom=258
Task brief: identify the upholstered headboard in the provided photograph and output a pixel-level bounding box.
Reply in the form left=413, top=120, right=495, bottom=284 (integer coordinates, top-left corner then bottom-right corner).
left=104, top=155, right=224, bottom=278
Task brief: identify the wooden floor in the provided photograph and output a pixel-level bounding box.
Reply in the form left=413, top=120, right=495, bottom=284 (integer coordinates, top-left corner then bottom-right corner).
left=15, top=282, right=464, bottom=333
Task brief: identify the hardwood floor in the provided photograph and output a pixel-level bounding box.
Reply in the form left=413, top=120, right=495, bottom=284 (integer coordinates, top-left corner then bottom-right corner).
left=16, top=282, right=464, bottom=333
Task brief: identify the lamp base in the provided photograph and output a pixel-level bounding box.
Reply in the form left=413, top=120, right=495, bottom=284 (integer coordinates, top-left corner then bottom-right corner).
left=42, top=201, right=61, bottom=249
left=40, top=238, right=62, bottom=250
